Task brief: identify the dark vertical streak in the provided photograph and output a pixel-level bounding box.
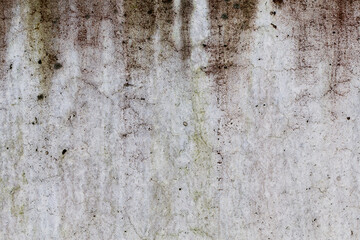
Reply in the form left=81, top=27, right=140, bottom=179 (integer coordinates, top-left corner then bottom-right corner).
left=288, top=0, right=356, bottom=99
left=180, top=0, right=193, bottom=60
left=123, top=0, right=156, bottom=84
left=327, top=0, right=354, bottom=98
left=26, top=0, right=61, bottom=99
left=157, top=0, right=176, bottom=51
left=0, top=0, right=13, bottom=67
left=206, top=0, right=258, bottom=107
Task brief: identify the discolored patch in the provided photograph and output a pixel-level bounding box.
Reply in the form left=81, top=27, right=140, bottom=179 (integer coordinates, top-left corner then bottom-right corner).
left=205, top=0, right=259, bottom=106
left=180, top=0, right=194, bottom=60
left=123, top=0, right=156, bottom=83
left=0, top=0, right=14, bottom=78
left=272, top=0, right=284, bottom=7
left=26, top=0, right=61, bottom=99
left=156, top=0, right=176, bottom=52
left=75, top=1, right=107, bottom=48
left=285, top=0, right=358, bottom=99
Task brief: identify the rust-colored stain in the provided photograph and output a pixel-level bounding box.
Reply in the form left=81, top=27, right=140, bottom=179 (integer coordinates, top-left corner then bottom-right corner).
left=205, top=0, right=258, bottom=107
left=26, top=0, right=61, bottom=100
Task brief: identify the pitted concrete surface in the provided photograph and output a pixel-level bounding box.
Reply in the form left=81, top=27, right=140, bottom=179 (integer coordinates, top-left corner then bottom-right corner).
left=1, top=0, right=360, bottom=239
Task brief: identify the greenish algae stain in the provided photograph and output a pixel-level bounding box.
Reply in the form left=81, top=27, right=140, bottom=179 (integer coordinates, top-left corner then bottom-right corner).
left=25, top=0, right=61, bottom=99
left=189, top=68, right=218, bottom=237
left=191, top=70, right=212, bottom=169
left=179, top=2, right=219, bottom=236
left=10, top=185, right=24, bottom=217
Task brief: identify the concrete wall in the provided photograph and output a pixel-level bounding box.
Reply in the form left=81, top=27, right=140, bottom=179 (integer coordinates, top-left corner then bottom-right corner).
left=1, top=0, right=360, bottom=239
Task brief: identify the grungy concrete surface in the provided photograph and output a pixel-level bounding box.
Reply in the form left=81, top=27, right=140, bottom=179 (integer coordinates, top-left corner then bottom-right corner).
left=1, top=0, right=360, bottom=239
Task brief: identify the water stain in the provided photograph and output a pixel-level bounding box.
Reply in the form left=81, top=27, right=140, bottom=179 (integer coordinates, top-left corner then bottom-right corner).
left=26, top=0, right=61, bottom=99
left=180, top=0, right=193, bottom=60
left=0, top=0, right=14, bottom=77
left=123, top=0, right=156, bottom=82
left=285, top=0, right=358, bottom=99
left=156, top=0, right=176, bottom=53
left=205, top=0, right=259, bottom=106
left=75, top=1, right=107, bottom=48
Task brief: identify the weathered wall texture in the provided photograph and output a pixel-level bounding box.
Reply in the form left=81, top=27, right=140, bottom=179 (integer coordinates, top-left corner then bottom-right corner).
left=1, top=0, right=360, bottom=239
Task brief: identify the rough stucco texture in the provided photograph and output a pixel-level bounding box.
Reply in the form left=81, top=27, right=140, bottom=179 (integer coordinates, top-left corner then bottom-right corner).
left=1, top=0, right=360, bottom=239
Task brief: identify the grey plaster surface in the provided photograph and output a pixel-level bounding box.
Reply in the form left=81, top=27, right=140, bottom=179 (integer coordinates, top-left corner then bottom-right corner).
left=1, top=0, right=360, bottom=239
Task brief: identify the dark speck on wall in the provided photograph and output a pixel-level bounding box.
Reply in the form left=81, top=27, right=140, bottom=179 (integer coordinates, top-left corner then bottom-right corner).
left=37, top=94, right=44, bottom=100
left=54, top=62, right=62, bottom=69
left=221, top=13, right=228, bottom=19
left=273, top=0, right=284, bottom=5
left=62, top=149, right=67, bottom=155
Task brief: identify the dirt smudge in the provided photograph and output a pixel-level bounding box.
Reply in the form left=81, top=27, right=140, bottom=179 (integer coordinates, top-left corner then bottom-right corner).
left=26, top=0, right=61, bottom=99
